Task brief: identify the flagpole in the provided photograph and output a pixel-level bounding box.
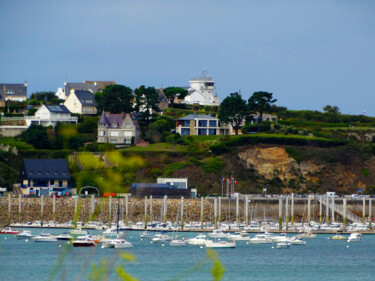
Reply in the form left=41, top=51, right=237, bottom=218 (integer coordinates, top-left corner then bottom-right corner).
left=221, top=176, right=223, bottom=197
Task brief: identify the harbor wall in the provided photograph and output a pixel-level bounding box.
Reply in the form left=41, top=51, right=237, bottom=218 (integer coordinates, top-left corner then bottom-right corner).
left=0, top=197, right=373, bottom=226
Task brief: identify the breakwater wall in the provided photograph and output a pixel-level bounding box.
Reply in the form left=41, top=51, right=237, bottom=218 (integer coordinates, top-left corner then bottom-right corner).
left=0, top=196, right=373, bottom=226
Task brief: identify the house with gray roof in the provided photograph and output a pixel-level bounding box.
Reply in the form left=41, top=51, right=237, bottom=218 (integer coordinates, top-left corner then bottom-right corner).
left=0, top=82, right=27, bottom=105
left=98, top=111, right=140, bottom=145
left=56, top=80, right=116, bottom=100
left=64, top=90, right=97, bottom=115
left=176, top=113, right=229, bottom=136
left=19, top=159, right=71, bottom=196
left=25, top=104, right=78, bottom=127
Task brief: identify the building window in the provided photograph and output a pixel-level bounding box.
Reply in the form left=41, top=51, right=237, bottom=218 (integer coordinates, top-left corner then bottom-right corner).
left=110, top=139, right=117, bottom=143
left=198, top=120, right=207, bottom=127
left=113, top=123, right=117, bottom=128
left=209, top=120, right=217, bottom=127
left=181, top=128, right=190, bottom=136
left=198, top=129, right=207, bottom=135
left=125, top=123, right=131, bottom=128
left=208, top=129, right=216, bottom=135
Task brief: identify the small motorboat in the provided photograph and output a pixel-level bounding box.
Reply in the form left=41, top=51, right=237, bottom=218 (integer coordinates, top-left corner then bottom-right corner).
left=276, top=239, right=291, bottom=249
left=289, top=236, right=306, bottom=245
left=151, top=233, right=172, bottom=243
left=55, top=233, right=73, bottom=241
left=170, top=239, right=186, bottom=246
left=347, top=233, right=362, bottom=243
left=228, top=231, right=250, bottom=241
left=72, top=235, right=96, bottom=247
left=101, top=235, right=133, bottom=249
left=205, top=240, right=236, bottom=248
left=297, top=232, right=316, bottom=239
left=249, top=234, right=272, bottom=244
left=140, top=230, right=153, bottom=238
left=332, top=234, right=346, bottom=240
left=33, top=233, right=58, bottom=243
left=0, top=227, right=19, bottom=235
left=187, top=234, right=210, bottom=246
left=70, top=227, right=88, bottom=236
left=208, top=229, right=230, bottom=239
left=16, top=230, right=34, bottom=239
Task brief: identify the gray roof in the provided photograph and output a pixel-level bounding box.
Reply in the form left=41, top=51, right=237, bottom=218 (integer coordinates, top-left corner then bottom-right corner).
left=74, top=90, right=96, bottom=106
left=177, top=114, right=218, bottom=121
left=65, top=83, right=97, bottom=95
left=156, top=89, right=168, bottom=102
left=20, top=159, right=70, bottom=180
left=0, top=83, right=27, bottom=100
left=45, top=104, right=71, bottom=114
left=98, top=112, right=138, bottom=129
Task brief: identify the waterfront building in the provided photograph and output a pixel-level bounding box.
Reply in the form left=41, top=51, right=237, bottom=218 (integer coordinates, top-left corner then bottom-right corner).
left=19, top=159, right=71, bottom=196
left=97, top=111, right=140, bottom=145
left=131, top=183, right=192, bottom=198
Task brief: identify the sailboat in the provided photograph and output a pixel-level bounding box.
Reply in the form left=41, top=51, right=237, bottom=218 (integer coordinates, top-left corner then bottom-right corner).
left=102, top=198, right=133, bottom=249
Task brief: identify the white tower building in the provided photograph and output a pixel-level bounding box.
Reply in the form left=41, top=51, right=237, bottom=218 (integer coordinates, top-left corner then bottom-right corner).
left=184, top=71, right=220, bottom=105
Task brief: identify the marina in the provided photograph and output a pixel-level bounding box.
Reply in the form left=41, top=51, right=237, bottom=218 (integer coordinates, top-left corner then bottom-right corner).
left=1, top=228, right=375, bottom=280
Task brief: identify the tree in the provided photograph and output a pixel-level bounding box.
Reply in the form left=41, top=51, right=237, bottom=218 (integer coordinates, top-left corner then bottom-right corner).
left=134, top=85, right=160, bottom=121
left=248, top=91, right=277, bottom=131
left=145, top=118, right=174, bottom=143
left=95, top=84, right=133, bottom=114
left=323, top=105, right=340, bottom=114
left=218, top=92, right=247, bottom=135
left=30, top=91, right=61, bottom=105
left=163, top=87, right=188, bottom=108
left=20, top=125, right=50, bottom=149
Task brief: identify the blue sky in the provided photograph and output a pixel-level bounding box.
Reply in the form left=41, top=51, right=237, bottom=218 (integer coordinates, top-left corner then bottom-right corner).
left=1, top=0, right=374, bottom=115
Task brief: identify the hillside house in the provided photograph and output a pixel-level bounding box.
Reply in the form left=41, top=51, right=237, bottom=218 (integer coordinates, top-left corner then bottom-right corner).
left=64, top=90, right=97, bottom=115
left=56, top=80, right=116, bottom=100
left=0, top=82, right=28, bottom=105
left=98, top=112, right=140, bottom=145
left=19, top=159, right=71, bottom=196
left=25, top=104, right=78, bottom=127
left=176, top=114, right=229, bottom=136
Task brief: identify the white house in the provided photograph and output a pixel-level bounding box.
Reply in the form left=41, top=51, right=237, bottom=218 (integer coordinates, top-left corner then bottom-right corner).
left=64, top=90, right=97, bottom=115
left=184, top=71, right=220, bottom=106
left=25, top=104, right=78, bottom=127
left=56, top=80, right=115, bottom=100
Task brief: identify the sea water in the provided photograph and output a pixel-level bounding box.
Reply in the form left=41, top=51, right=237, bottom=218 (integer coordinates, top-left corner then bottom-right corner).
left=1, top=229, right=375, bottom=281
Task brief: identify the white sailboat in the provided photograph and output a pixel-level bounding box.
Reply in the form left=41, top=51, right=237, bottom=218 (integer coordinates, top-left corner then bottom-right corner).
left=102, top=198, right=133, bottom=249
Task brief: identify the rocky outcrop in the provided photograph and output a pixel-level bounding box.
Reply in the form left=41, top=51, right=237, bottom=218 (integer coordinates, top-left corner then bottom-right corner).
left=238, top=147, right=320, bottom=180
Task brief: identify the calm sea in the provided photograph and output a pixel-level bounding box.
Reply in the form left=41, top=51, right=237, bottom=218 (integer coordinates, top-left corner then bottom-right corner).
left=1, top=229, right=375, bottom=281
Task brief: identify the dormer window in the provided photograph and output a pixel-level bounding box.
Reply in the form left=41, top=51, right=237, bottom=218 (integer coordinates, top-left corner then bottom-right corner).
left=55, top=171, right=58, bottom=175
left=125, top=123, right=131, bottom=128
left=113, top=122, right=117, bottom=128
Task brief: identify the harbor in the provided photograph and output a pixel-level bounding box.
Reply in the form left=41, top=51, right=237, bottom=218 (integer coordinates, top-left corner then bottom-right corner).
left=1, top=195, right=375, bottom=234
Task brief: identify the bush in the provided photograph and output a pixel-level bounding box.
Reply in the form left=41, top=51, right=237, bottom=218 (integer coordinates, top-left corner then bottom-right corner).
left=203, top=157, right=224, bottom=173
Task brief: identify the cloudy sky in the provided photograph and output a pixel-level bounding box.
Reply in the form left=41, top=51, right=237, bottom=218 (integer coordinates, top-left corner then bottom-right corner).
left=1, top=0, right=374, bottom=115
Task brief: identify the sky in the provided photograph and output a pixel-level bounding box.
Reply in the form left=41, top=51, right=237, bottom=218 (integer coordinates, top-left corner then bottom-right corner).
left=1, top=0, right=374, bottom=115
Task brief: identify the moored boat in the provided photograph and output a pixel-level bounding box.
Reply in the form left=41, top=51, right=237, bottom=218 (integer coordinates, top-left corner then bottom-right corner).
left=276, top=238, right=290, bottom=249
left=347, top=233, right=362, bottom=243
left=205, top=240, right=236, bottom=248
left=0, top=227, right=19, bottom=235
left=170, top=239, right=186, bottom=246
left=72, top=235, right=96, bottom=247
left=33, top=233, right=58, bottom=243
left=16, top=230, right=33, bottom=239
left=249, top=234, right=272, bottom=244
left=187, top=234, right=210, bottom=246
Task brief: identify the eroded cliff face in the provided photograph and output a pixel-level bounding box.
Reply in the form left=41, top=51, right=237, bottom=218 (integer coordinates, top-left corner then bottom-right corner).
left=238, top=147, right=320, bottom=180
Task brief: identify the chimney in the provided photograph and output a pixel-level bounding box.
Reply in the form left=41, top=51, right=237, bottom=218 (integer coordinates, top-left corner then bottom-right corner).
left=24, top=81, right=27, bottom=87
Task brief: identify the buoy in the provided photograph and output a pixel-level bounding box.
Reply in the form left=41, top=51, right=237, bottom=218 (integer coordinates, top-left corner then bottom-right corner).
left=327, top=238, right=330, bottom=240
left=200, top=246, right=203, bottom=249
left=59, top=245, right=62, bottom=248
left=246, top=242, right=249, bottom=245
left=4, top=237, right=7, bottom=240
left=272, top=246, right=274, bottom=249
left=346, top=245, right=349, bottom=248
left=25, top=239, right=28, bottom=243
left=67, top=241, right=70, bottom=244
left=162, top=244, right=165, bottom=247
